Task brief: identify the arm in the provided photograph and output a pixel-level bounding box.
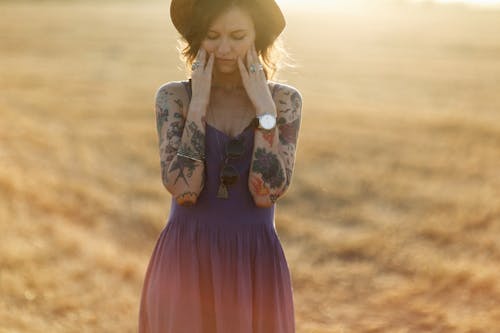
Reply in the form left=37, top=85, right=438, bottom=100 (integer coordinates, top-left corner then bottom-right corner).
left=248, top=83, right=303, bottom=207
left=155, top=82, right=206, bottom=206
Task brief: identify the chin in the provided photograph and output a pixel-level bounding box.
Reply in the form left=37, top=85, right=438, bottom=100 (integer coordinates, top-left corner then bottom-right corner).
left=215, top=64, right=237, bottom=74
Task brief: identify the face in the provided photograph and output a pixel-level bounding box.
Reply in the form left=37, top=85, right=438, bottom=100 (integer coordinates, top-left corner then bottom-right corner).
left=201, top=5, right=256, bottom=74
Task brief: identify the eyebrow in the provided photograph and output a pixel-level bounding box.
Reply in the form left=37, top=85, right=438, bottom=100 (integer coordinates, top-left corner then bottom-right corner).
left=207, top=29, right=247, bottom=34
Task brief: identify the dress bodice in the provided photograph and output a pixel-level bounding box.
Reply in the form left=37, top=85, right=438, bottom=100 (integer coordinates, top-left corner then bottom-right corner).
left=167, top=81, right=275, bottom=227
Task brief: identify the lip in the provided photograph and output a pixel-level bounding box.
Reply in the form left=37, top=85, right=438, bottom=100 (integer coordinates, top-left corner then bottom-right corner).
left=217, top=58, right=234, bottom=62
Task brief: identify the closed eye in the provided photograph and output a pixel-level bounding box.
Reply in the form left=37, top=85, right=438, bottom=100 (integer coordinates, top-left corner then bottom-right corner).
left=233, top=35, right=245, bottom=40
left=206, top=29, right=247, bottom=41
left=207, top=33, right=219, bottom=40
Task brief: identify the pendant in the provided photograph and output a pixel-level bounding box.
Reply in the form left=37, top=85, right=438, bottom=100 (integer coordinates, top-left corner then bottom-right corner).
left=216, top=182, right=229, bottom=199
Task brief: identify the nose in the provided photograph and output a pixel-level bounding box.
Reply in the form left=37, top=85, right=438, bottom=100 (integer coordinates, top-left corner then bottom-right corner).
left=217, top=37, right=231, bottom=56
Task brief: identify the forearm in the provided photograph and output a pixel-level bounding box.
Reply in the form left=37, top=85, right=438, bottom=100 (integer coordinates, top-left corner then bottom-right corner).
left=163, top=103, right=207, bottom=206
left=248, top=122, right=288, bottom=207
left=247, top=84, right=303, bottom=207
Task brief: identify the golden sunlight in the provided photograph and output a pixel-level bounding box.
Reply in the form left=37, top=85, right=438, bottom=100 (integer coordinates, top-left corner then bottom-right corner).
left=276, top=0, right=500, bottom=9
left=3, top=0, right=500, bottom=331
left=435, top=0, right=500, bottom=5
left=410, top=0, right=500, bottom=7
left=274, top=0, right=367, bottom=12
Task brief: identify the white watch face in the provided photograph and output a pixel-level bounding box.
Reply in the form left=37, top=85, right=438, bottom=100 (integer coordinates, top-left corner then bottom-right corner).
left=259, top=114, right=276, bottom=130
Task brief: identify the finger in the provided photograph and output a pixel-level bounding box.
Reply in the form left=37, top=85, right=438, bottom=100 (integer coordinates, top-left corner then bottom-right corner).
left=252, top=44, right=258, bottom=60
left=198, top=47, right=206, bottom=64
left=253, top=45, right=263, bottom=74
left=254, top=44, right=261, bottom=64
left=257, top=65, right=265, bottom=79
left=195, top=48, right=202, bottom=62
left=192, top=49, right=203, bottom=73
left=237, top=56, right=249, bottom=81
left=246, top=47, right=253, bottom=70
left=205, top=52, right=215, bottom=73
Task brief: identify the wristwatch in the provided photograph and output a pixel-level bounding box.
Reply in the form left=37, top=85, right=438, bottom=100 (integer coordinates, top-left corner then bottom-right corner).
left=256, top=112, right=277, bottom=130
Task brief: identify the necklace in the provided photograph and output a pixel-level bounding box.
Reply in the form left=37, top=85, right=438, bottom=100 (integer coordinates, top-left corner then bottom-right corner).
left=211, top=79, right=245, bottom=92
left=208, top=103, right=231, bottom=165
left=208, top=104, right=249, bottom=199
left=212, top=84, right=245, bottom=92
left=209, top=104, right=225, bottom=164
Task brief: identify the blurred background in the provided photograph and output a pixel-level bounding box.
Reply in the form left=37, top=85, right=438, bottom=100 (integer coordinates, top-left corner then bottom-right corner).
left=1, top=0, right=500, bottom=332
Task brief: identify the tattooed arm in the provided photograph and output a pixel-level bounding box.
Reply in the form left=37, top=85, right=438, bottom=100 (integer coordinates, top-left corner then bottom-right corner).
left=248, top=83, right=303, bottom=207
left=155, top=82, right=206, bottom=206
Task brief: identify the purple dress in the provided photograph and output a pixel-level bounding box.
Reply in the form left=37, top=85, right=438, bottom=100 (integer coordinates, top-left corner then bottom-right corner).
left=138, top=81, right=295, bottom=333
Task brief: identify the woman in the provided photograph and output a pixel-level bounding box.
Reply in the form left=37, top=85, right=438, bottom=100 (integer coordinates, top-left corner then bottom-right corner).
left=138, top=0, right=302, bottom=332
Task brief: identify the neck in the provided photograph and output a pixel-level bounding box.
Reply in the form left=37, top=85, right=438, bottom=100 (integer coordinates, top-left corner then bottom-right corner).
left=212, top=69, right=244, bottom=90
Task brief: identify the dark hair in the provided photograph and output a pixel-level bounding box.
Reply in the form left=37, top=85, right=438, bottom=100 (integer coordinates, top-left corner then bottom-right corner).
left=177, top=0, right=288, bottom=79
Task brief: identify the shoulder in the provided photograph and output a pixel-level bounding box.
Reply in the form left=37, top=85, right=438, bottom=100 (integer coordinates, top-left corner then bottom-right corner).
left=268, top=81, right=302, bottom=97
left=155, top=80, right=190, bottom=116
left=155, top=80, right=189, bottom=100
left=155, top=80, right=188, bottom=96
left=268, top=81, right=303, bottom=107
left=268, top=81, right=303, bottom=118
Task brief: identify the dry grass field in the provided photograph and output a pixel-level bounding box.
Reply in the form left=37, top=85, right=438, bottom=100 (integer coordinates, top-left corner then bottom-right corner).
left=1, top=0, right=500, bottom=332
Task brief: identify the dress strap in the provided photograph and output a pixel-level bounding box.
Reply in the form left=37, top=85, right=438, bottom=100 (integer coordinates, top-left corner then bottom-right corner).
left=181, top=79, right=192, bottom=101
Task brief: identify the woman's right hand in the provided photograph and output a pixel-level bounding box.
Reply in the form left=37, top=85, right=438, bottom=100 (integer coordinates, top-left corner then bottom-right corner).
left=190, top=48, right=215, bottom=111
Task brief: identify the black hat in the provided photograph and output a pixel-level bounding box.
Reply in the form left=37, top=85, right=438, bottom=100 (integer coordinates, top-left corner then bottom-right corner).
left=170, top=0, right=286, bottom=39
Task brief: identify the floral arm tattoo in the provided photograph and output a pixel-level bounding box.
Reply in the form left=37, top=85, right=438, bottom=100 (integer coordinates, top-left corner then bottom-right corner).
left=249, top=84, right=302, bottom=207
left=155, top=82, right=206, bottom=206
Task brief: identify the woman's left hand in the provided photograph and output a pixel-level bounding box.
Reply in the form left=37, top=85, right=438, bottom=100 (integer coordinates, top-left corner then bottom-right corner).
left=237, top=44, right=276, bottom=116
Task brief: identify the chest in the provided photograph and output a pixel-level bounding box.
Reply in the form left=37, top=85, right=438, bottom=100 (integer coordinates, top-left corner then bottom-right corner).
left=207, top=92, right=256, bottom=137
